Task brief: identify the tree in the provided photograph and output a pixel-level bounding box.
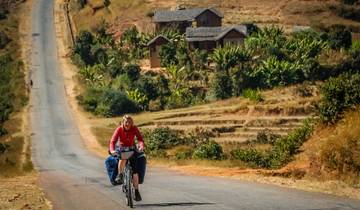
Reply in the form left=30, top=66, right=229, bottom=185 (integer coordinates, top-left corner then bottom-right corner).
left=159, top=43, right=178, bottom=67
left=73, top=31, right=94, bottom=65
left=326, top=24, right=352, bottom=49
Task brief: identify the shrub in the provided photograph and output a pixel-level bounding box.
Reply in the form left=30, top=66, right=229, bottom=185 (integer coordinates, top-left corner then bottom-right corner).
left=123, top=64, right=140, bottom=82
left=269, top=119, right=313, bottom=168
left=159, top=43, right=177, bottom=67
left=73, top=30, right=95, bottom=65
left=0, top=31, right=11, bottom=49
left=242, top=89, right=263, bottom=102
left=352, top=40, right=360, bottom=52
left=211, top=72, right=233, bottom=99
left=230, top=148, right=269, bottom=168
left=135, top=76, right=159, bottom=101
left=231, top=119, right=313, bottom=168
left=185, top=128, right=214, bottom=147
left=77, top=87, right=103, bottom=112
left=144, top=127, right=183, bottom=152
left=165, top=87, right=193, bottom=109
left=326, top=25, right=352, bottom=50
left=252, top=130, right=280, bottom=145
left=96, top=89, right=140, bottom=117
left=319, top=73, right=360, bottom=123
left=111, top=74, right=133, bottom=91
left=192, top=140, right=223, bottom=160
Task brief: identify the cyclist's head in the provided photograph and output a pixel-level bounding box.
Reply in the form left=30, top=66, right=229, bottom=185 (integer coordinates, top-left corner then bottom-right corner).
left=122, top=114, right=133, bottom=130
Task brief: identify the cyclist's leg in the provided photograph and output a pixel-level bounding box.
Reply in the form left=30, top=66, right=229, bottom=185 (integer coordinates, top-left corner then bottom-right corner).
left=118, top=159, right=126, bottom=174
left=133, top=173, right=139, bottom=189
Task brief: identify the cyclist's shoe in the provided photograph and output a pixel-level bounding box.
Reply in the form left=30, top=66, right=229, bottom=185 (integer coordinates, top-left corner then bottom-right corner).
left=115, top=172, right=123, bottom=185
left=134, top=190, right=142, bottom=201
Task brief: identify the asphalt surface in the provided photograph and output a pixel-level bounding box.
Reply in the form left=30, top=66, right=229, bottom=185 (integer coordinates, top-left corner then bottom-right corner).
left=29, top=0, right=360, bottom=209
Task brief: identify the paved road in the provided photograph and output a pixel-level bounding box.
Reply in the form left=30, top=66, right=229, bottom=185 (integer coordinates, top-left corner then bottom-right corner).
left=29, top=0, right=360, bottom=209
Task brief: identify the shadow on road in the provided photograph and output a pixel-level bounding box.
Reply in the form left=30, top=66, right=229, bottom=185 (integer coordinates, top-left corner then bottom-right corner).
left=136, top=202, right=215, bottom=208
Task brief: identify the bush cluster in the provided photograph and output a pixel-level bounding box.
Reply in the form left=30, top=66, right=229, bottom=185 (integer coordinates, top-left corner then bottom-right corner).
left=192, top=140, right=223, bottom=160
left=77, top=88, right=140, bottom=117
left=143, top=127, right=224, bottom=160
left=142, top=127, right=183, bottom=157
left=318, top=73, right=360, bottom=123
left=231, top=119, right=313, bottom=168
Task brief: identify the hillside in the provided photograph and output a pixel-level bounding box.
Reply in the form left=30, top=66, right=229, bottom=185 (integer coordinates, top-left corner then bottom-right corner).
left=68, top=0, right=360, bottom=36
left=91, top=83, right=320, bottom=149
left=59, top=0, right=360, bottom=199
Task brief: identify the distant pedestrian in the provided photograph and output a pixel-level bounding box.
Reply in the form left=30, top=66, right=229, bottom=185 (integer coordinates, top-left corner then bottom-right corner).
left=30, top=79, right=33, bottom=88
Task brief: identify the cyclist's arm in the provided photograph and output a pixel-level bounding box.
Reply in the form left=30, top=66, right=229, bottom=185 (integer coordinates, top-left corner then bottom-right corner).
left=134, top=126, right=144, bottom=150
left=109, top=126, right=122, bottom=153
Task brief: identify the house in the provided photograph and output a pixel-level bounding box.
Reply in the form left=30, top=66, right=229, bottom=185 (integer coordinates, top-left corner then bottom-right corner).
left=147, top=35, right=171, bottom=68
left=153, top=8, right=223, bottom=33
left=186, top=26, right=248, bottom=52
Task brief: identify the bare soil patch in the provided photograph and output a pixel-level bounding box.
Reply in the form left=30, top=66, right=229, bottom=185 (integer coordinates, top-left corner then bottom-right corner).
left=0, top=173, right=51, bottom=210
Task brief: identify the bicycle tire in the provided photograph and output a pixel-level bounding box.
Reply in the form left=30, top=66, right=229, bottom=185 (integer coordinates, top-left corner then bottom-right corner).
left=126, top=165, right=134, bottom=208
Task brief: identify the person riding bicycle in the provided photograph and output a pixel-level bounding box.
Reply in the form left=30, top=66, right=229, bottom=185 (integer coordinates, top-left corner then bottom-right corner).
left=109, top=115, right=145, bottom=202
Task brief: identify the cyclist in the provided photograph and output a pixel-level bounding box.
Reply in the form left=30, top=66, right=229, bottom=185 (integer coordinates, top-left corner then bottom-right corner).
left=109, top=115, right=145, bottom=201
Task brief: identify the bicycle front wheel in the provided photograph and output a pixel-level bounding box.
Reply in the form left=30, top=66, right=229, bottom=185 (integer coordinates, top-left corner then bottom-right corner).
left=126, top=167, right=134, bottom=208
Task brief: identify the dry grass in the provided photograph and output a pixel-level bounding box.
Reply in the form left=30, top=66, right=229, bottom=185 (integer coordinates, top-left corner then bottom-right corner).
left=318, top=109, right=360, bottom=185
left=69, top=0, right=360, bottom=36
left=274, top=108, right=360, bottom=188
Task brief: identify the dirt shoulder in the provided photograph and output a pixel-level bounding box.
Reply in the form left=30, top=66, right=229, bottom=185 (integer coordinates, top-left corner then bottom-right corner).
left=150, top=161, right=360, bottom=200
left=54, top=0, right=108, bottom=158
left=0, top=173, right=51, bottom=210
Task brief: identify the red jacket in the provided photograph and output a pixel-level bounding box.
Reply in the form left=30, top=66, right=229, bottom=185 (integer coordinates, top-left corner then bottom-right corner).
left=109, top=125, right=144, bottom=151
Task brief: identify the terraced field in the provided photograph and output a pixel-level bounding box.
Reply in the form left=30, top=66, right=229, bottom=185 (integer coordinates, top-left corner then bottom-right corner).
left=133, top=84, right=320, bottom=144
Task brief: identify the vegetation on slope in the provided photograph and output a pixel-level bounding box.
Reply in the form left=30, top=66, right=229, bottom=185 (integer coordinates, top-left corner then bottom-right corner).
left=0, top=1, right=31, bottom=177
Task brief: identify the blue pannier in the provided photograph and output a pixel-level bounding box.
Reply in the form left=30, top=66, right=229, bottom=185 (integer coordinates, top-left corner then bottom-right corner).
left=104, top=155, right=119, bottom=185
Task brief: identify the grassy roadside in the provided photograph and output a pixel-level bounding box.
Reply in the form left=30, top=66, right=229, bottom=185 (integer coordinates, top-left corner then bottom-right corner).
left=0, top=0, right=29, bottom=178
left=0, top=0, right=50, bottom=209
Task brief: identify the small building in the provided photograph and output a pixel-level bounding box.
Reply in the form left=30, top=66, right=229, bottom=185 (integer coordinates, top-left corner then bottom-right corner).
left=153, top=8, right=223, bottom=33
left=186, top=26, right=248, bottom=52
left=147, top=35, right=171, bottom=68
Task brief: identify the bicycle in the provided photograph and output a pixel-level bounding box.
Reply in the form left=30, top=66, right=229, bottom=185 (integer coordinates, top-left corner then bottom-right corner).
left=116, top=147, right=137, bottom=208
